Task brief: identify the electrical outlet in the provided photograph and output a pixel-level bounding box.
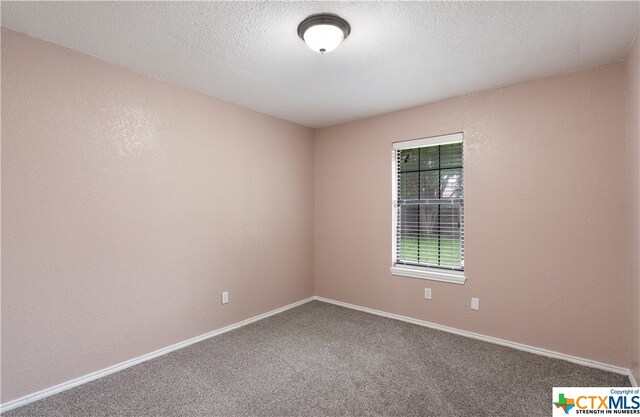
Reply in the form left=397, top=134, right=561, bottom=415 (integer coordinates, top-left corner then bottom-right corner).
left=471, top=297, right=479, bottom=310
left=424, top=288, right=432, bottom=300
left=221, top=291, right=229, bottom=304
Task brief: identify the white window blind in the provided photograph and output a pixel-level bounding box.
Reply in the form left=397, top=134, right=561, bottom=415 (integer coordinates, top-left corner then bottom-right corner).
left=393, top=133, right=464, bottom=272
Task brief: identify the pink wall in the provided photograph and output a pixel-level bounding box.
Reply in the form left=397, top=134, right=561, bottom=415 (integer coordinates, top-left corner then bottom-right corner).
left=1, top=28, right=314, bottom=402
left=627, top=34, right=640, bottom=384
left=314, top=62, right=630, bottom=368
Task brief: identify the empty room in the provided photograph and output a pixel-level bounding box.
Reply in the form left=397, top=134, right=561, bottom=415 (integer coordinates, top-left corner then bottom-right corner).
left=1, top=1, right=640, bottom=416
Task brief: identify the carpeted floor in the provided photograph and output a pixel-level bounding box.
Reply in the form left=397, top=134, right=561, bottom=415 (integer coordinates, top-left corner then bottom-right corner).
left=3, top=300, right=630, bottom=416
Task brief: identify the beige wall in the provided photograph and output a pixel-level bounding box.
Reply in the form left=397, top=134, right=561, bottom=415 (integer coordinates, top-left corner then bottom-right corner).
left=627, top=34, right=640, bottom=384
left=1, top=29, right=314, bottom=402
left=314, top=62, right=630, bottom=368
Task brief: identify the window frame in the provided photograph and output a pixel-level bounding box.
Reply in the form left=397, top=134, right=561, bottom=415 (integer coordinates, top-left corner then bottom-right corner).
left=390, top=132, right=467, bottom=285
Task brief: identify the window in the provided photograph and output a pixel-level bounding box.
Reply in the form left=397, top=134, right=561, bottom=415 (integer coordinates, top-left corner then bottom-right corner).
left=390, top=133, right=466, bottom=284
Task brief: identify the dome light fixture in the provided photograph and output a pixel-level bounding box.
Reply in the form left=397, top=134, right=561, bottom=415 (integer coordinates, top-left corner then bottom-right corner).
left=297, top=13, right=351, bottom=54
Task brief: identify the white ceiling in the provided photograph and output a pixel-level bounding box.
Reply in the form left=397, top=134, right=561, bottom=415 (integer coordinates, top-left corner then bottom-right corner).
left=2, top=1, right=639, bottom=128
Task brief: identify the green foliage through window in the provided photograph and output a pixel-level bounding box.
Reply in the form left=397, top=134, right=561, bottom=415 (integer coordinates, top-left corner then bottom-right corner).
left=395, top=142, right=464, bottom=271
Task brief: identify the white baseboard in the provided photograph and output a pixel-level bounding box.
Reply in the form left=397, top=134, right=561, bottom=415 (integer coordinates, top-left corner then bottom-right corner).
left=0, top=296, right=314, bottom=413
left=313, top=296, right=632, bottom=378
left=630, top=371, right=639, bottom=387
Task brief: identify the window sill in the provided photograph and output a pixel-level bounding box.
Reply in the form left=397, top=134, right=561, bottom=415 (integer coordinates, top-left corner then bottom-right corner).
left=390, top=265, right=467, bottom=284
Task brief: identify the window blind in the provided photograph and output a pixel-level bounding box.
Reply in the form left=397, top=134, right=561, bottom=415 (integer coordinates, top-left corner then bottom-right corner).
left=394, top=136, right=464, bottom=271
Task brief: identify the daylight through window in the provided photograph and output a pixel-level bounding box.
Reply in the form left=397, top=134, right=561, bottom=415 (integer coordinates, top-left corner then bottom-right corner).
left=393, top=133, right=464, bottom=272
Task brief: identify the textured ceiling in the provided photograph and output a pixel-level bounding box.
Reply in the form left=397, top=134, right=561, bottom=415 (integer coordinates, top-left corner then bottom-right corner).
left=2, top=1, right=639, bottom=128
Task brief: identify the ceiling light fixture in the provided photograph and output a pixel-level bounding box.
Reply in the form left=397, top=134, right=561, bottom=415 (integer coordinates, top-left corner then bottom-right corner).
left=297, top=13, right=351, bottom=54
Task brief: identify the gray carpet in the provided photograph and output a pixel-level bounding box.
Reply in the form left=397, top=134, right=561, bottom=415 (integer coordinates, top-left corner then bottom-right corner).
left=2, top=300, right=629, bottom=416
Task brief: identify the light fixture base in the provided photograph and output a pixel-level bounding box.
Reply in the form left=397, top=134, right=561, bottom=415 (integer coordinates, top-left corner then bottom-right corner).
left=297, top=13, right=351, bottom=42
